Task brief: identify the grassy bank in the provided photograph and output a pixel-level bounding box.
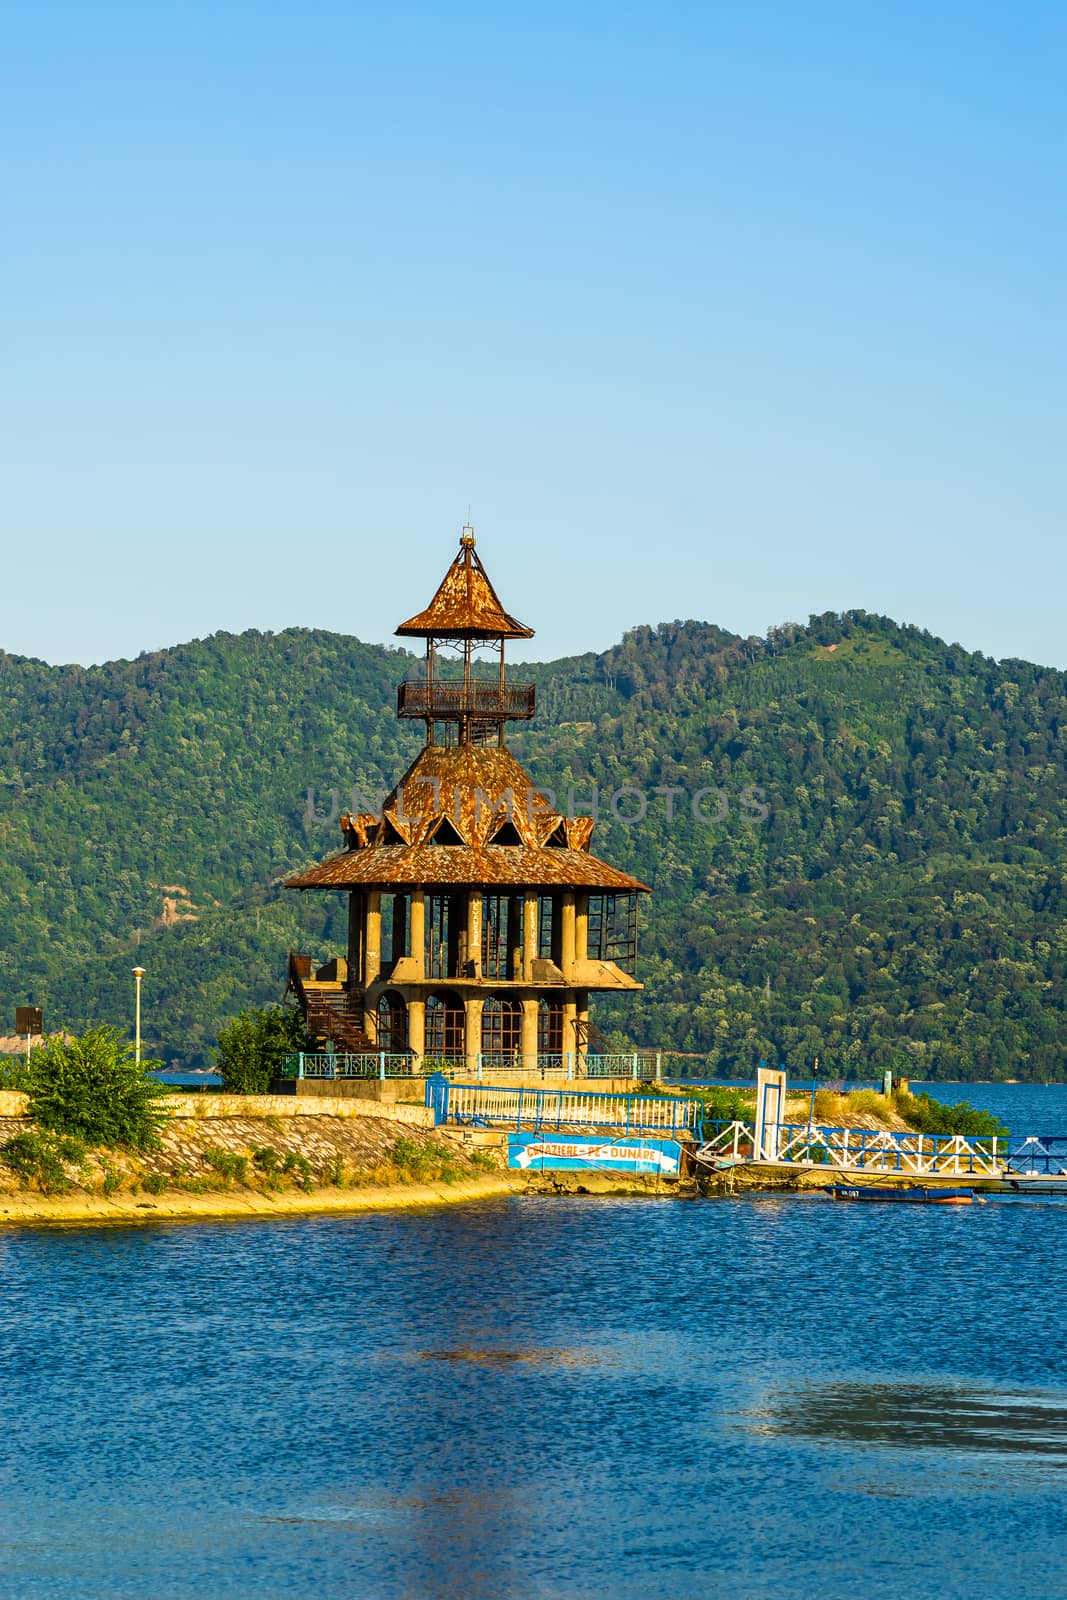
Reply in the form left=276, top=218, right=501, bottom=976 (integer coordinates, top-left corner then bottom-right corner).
left=0, top=1112, right=519, bottom=1227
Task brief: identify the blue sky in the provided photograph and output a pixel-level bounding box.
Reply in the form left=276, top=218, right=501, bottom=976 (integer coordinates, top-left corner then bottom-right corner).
left=2, top=1, right=1064, bottom=667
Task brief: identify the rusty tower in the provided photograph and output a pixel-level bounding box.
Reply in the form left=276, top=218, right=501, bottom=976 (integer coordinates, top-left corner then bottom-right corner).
left=286, top=526, right=648, bottom=1070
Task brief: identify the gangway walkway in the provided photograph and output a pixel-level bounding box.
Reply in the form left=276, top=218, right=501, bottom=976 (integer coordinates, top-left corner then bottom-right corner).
left=695, top=1119, right=1003, bottom=1177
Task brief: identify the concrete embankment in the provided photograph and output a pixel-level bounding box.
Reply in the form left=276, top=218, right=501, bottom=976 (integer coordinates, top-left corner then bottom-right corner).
left=0, top=1091, right=521, bottom=1226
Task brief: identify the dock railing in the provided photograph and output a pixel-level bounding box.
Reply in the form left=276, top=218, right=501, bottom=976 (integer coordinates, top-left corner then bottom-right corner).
left=1005, top=1135, right=1067, bottom=1175
left=691, top=1119, right=1004, bottom=1177
left=762, top=1121, right=1001, bottom=1176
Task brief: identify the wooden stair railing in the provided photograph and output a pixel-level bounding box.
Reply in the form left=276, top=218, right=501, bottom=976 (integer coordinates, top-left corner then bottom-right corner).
left=287, top=949, right=375, bottom=1052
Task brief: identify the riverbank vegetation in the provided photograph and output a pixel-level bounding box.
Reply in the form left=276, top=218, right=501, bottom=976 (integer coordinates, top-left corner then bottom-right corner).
left=0, top=1109, right=498, bottom=1203
left=214, top=1006, right=305, bottom=1092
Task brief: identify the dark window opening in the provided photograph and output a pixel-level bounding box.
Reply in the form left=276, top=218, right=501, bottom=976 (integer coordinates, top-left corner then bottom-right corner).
left=488, top=819, right=523, bottom=846
left=430, top=816, right=465, bottom=846
left=426, top=991, right=464, bottom=1057
left=537, top=998, right=564, bottom=1061
left=482, top=994, right=521, bottom=1061
left=376, top=992, right=408, bottom=1052
left=587, top=893, right=638, bottom=975
left=537, top=894, right=555, bottom=962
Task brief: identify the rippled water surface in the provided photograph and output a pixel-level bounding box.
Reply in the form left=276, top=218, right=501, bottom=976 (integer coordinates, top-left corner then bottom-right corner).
left=3, top=1095, right=1067, bottom=1598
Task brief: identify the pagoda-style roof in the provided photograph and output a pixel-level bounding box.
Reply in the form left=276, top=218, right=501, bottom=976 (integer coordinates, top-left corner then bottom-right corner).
left=395, top=528, right=534, bottom=640
left=286, top=745, right=648, bottom=893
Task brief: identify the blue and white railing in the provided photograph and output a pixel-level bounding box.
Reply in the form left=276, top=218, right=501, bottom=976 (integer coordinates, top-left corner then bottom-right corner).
left=426, top=1079, right=707, bottom=1135
left=1004, top=1135, right=1067, bottom=1175
left=759, top=1121, right=1001, bottom=1176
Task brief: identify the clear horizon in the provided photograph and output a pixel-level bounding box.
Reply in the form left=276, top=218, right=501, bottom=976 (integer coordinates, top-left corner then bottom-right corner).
left=6, top=594, right=1062, bottom=675
left=3, top=2, right=1064, bottom=670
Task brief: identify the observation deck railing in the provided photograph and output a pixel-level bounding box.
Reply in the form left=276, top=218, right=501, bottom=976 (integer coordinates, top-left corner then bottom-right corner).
left=397, top=680, right=536, bottom=721
left=278, top=1051, right=662, bottom=1082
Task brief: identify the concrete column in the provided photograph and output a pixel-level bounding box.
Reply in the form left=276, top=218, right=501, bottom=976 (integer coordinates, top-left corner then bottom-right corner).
left=575, top=893, right=589, bottom=962
left=560, top=892, right=577, bottom=980
left=407, top=994, right=425, bottom=1068
left=464, top=995, right=484, bottom=1074
left=523, top=891, right=538, bottom=978
left=409, top=889, right=426, bottom=980
left=521, top=994, right=538, bottom=1065
left=363, top=890, right=382, bottom=988
left=466, top=890, right=483, bottom=978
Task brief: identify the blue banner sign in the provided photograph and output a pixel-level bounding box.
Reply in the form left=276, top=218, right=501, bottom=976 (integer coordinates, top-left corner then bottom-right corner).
left=507, top=1132, right=683, bottom=1175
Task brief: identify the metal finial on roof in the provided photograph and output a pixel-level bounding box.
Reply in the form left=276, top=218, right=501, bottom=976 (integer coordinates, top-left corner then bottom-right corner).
left=460, top=523, right=476, bottom=548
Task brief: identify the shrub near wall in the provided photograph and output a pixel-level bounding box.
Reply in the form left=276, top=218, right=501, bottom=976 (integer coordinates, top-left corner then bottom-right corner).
left=214, top=1007, right=306, bottom=1093
left=24, top=1025, right=169, bottom=1150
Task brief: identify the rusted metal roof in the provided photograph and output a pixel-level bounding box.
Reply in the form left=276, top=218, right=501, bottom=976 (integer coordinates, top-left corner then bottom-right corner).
left=286, top=842, right=646, bottom=891
left=395, top=529, right=534, bottom=640
left=286, top=744, right=649, bottom=893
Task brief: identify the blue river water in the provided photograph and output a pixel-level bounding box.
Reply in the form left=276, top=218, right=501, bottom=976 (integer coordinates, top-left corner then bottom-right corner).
left=1, top=1085, right=1066, bottom=1599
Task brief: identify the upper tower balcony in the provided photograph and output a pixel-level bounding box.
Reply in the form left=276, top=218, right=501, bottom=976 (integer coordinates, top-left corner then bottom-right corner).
left=394, top=526, right=536, bottom=746
left=397, top=678, right=536, bottom=723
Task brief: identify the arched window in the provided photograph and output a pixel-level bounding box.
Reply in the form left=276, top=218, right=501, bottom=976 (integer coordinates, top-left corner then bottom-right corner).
left=537, top=997, right=564, bottom=1063
left=376, top=991, right=408, bottom=1053
left=481, top=994, right=521, bottom=1063
left=425, top=991, right=464, bottom=1059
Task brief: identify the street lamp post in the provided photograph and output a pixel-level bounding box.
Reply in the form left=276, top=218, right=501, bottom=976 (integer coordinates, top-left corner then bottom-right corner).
left=132, top=967, right=146, bottom=1065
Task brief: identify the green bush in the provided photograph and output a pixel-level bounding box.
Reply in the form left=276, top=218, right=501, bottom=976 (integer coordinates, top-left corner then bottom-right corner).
left=894, top=1090, right=1008, bottom=1143
left=0, top=1129, right=85, bottom=1194
left=24, top=1026, right=168, bottom=1150
left=281, top=1150, right=314, bottom=1190
left=203, top=1147, right=249, bottom=1183
left=251, top=1145, right=280, bottom=1174
left=142, top=1172, right=168, bottom=1195
left=214, top=1007, right=306, bottom=1094
left=388, top=1136, right=464, bottom=1185
left=0, top=1058, right=29, bottom=1091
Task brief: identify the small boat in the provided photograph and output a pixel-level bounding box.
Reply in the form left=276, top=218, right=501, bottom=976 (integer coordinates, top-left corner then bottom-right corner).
left=829, top=1184, right=975, bottom=1205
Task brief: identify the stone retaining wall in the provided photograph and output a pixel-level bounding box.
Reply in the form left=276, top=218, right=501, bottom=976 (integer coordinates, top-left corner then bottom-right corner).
left=0, top=1089, right=433, bottom=1129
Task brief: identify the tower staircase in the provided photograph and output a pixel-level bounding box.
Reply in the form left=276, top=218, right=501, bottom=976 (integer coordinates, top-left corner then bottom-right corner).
left=287, top=950, right=376, bottom=1053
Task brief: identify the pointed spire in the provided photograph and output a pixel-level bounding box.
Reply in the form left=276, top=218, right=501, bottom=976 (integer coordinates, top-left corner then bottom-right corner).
left=395, top=527, right=534, bottom=640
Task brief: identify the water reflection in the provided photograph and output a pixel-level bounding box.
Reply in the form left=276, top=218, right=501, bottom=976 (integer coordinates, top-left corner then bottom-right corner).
left=413, top=1346, right=604, bottom=1369
left=752, top=1380, right=1067, bottom=1463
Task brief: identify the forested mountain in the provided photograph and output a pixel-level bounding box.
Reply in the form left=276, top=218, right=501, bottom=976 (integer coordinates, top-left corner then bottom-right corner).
left=3, top=610, right=1066, bottom=1079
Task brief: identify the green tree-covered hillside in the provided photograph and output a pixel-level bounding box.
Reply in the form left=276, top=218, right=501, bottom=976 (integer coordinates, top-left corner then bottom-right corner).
left=3, top=612, right=1067, bottom=1079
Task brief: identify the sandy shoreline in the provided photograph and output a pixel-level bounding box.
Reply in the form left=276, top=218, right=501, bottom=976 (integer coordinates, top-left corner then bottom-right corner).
left=0, top=1173, right=524, bottom=1228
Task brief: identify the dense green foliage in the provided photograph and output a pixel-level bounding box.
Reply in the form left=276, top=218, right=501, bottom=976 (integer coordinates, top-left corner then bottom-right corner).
left=0, top=1129, right=86, bottom=1194
left=214, top=1006, right=306, bottom=1093
left=3, top=610, right=1067, bottom=1079
left=894, top=1090, right=1009, bottom=1144
left=24, top=1026, right=169, bottom=1149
